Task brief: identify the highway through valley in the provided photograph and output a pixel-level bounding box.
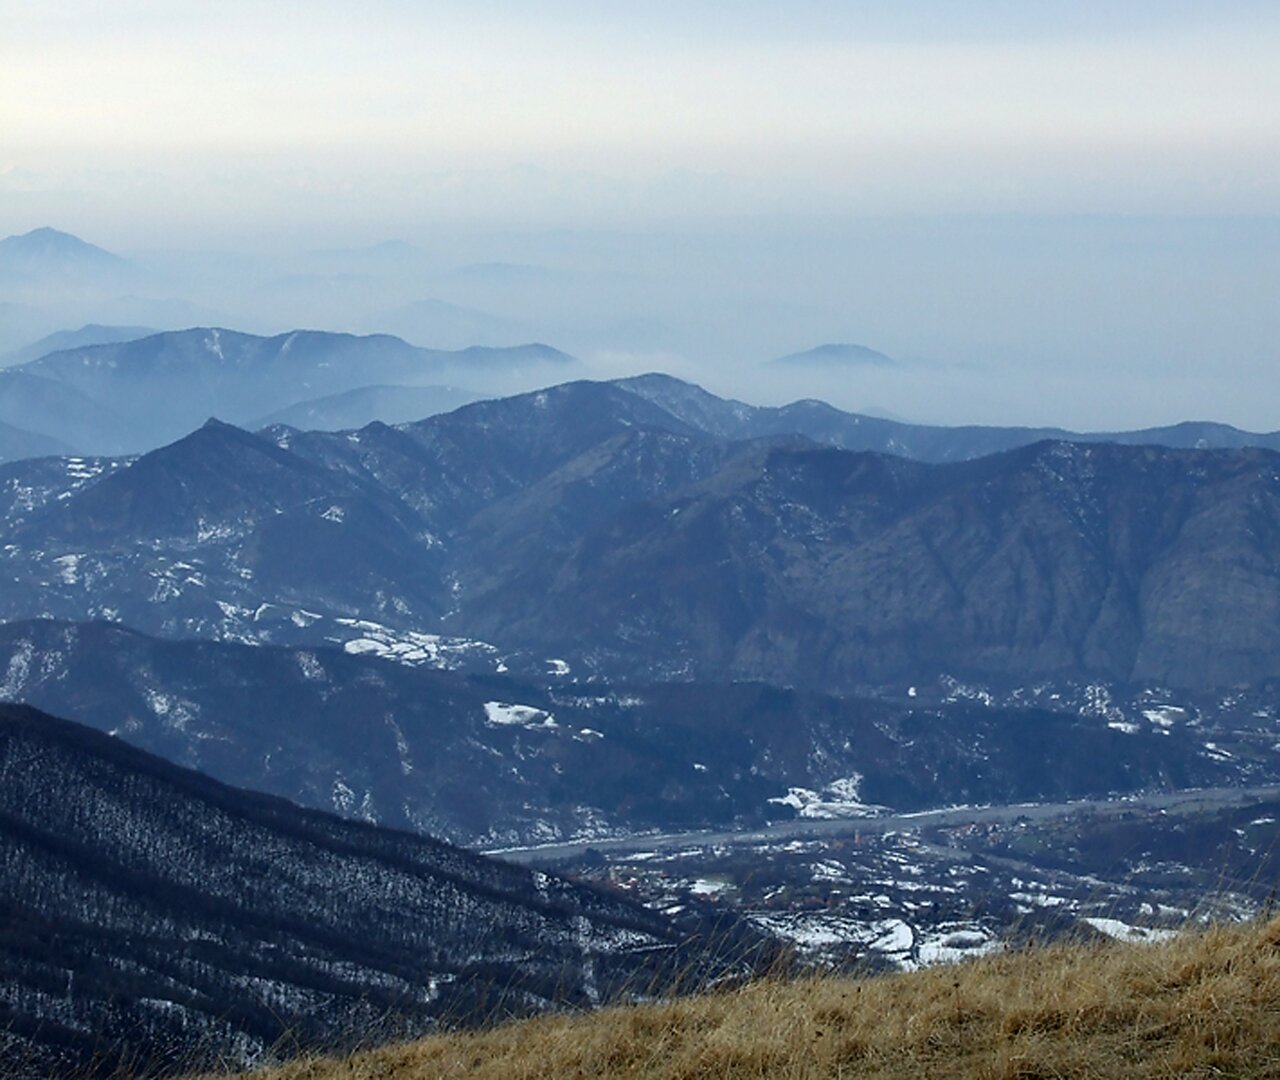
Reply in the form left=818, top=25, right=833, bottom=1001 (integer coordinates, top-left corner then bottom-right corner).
left=486, top=784, right=1280, bottom=866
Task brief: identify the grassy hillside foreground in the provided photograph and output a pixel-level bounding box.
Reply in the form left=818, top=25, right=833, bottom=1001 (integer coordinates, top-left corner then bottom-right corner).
left=226, top=917, right=1280, bottom=1080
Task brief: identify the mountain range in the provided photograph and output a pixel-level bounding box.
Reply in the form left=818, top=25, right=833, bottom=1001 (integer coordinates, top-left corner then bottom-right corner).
left=4, top=329, right=1280, bottom=1076
left=456, top=435, right=1280, bottom=689
left=616, top=373, right=1280, bottom=460
left=2, top=374, right=1278, bottom=690
left=0, top=325, right=1277, bottom=466
left=0, top=328, right=573, bottom=455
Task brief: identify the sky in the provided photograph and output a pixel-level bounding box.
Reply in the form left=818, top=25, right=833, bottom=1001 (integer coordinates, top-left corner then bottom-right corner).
left=4, top=1, right=1279, bottom=234
left=1, top=1, right=1278, bottom=428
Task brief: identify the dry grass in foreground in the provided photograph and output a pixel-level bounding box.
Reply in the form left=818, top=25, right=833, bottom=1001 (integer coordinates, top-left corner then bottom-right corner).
left=228, top=917, right=1280, bottom=1080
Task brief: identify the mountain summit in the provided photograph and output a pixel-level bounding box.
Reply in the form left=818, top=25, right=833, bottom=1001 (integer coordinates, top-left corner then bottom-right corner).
left=771, top=343, right=896, bottom=367
left=0, top=226, right=128, bottom=272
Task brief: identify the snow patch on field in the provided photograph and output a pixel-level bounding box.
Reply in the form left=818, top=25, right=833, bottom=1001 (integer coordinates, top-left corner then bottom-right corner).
left=768, top=775, right=884, bottom=819
left=689, top=878, right=729, bottom=896
left=484, top=702, right=559, bottom=731
left=1143, top=706, right=1185, bottom=729
left=295, top=652, right=326, bottom=682
left=52, top=553, right=83, bottom=584
left=748, top=913, right=941, bottom=968
left=870, top=919, right=915, bottom=955
left=749, top=912, right=851, bottom=949
left=1010, top=891, right=1068, bottom=908
left=913, top=927, right=1003, bottom=968
left=63, top=457, right=105, bottom=482
left=1083, top=918, right=1178, bottom=944
left=0, top=640, right=34, bottom=698
left=143, top=689, right=200, bottom=732
left=335, top=618, right=497, bottom=669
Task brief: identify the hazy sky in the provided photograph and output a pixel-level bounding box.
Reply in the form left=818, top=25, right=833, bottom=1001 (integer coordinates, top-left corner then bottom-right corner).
left=1, top=3, right=1278, bottom=430
left=4, top=1, right=1279, bottom=240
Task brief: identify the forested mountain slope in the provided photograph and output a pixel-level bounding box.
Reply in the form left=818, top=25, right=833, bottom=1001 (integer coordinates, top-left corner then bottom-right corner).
left=0, top=704, right=736, bottom=1077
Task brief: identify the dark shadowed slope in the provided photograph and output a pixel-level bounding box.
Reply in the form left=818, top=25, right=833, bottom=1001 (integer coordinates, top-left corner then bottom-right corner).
left=451, top=438, right=1280, bottom=689
left=0, top=703, right=727, bottom=1078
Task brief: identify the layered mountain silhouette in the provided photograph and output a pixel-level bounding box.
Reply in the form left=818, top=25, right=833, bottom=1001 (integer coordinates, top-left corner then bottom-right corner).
left=616, top=374, right=1280, bottom=460
left=3, top=353, right=1280, bottom=1073
left=0, top=328, right=575, bottom=454
left=0, top=322, right=155, bottom=366
left=250, top=384, right=483, bottom=431
left=0, top=702, right=737, bottom=1077
left=0, top=329, right=1276, bottom=466
left=363, top=296, right=533, bottom=350
left=0, top=418, right=71, bottom=463
left=0, top=369, right=127, bottom=454
left=3, top=378, right=1280, bottom=689
left=0, top=230, right=150, bottom=355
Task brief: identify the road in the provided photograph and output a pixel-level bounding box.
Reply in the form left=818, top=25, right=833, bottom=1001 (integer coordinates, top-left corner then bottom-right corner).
left=485, top=784, right=1280, bottom=866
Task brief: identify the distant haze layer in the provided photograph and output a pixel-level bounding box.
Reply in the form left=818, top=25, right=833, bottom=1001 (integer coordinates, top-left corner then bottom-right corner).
left=1, top=219, right=1276, bottom=432
left=4, top=3, right=1279, bottom=233
left=1, top=4, right=1277, bottom=429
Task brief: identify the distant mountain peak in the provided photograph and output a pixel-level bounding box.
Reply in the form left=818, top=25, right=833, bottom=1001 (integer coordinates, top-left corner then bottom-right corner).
left=772, top=343, right=896, bottom=367
left=7, top=225, right=83, bottom=244
left=618, top=372, right=701, bottom=392
left=452, top=342, right=575, bottom=364
left=0, top=226, right=126, bottom=265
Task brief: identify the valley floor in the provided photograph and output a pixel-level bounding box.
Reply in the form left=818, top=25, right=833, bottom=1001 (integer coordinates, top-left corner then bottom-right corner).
left=219, top=916, right=1280, bottom=1079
